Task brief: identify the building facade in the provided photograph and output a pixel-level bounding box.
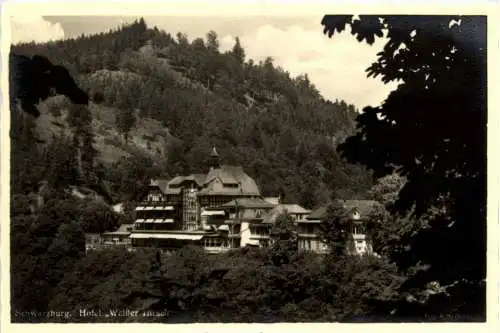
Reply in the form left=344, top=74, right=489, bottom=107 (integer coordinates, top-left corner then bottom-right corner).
left=85, top=224, right=135, bottom=252
left=84, top=149, right=381, bottom=256
left=127, top=148, right=272, bottom=252
left=219, top=198, right=277, bottom=248
left=297, top=200, right=382, bottom=255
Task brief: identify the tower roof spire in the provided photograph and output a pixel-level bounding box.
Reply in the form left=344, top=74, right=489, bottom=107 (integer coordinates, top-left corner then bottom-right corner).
left=211, top=146, right=219, bottom=157
left=209, top=146, right=220, bottom=171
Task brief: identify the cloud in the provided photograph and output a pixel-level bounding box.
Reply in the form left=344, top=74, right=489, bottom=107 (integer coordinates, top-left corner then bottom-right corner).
left=10, top=15, right=65, bottom=44
left=219, top=23, right=398, bottom=108
left=17, top=15, right=398, bottom=109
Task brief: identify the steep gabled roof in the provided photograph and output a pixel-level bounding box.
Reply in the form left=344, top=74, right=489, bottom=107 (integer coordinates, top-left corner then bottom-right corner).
left=263, top=203, right=312, bottom=224
left=306, top=206, right=329, bottom=220
left=199, top=165, right=260, bottom=196
left=147, top=165, right=260, bottom=197
left=339, top=200, right=381, bottom=217
left=158, top=174, right=207, bottom=195
left=204, top=165, right=242, bottom=185
left=191, top=173, right=207, bottom=187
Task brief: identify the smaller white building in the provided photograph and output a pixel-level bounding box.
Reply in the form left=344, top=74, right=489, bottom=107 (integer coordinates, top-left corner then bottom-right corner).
left=297, top=200, right=381, bottom=255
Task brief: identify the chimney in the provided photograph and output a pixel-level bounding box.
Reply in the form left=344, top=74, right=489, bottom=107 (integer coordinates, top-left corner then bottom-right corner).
left=278, top=188, right=285, bottom=204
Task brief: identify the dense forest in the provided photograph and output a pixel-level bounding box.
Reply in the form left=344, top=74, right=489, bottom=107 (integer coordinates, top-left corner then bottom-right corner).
left=11, top=18, right=372, bottom=205
left=10, top=16, right=485, bottom=323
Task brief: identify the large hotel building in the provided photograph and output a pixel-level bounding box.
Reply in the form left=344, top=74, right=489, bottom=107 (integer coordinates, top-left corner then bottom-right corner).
left=86, top=148, right=379, bottom=255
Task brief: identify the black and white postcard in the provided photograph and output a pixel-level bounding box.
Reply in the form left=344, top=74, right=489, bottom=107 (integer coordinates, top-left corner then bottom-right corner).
left=1, top=1, right=498, bottom=332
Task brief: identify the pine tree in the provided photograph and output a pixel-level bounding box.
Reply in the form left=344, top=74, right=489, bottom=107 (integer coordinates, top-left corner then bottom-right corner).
left=231, top=37, right=245, bottom=64
left=206, top=30, right=220, bottom=53
left=116, top=107, right=136, bottom=142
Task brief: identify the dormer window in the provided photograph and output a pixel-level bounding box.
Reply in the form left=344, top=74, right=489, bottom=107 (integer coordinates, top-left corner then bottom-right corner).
left=351, top=208, right=361, bottom=220
left=148, top=192, right=162, bottom=202
left=255, top=209, right=262, bottom=218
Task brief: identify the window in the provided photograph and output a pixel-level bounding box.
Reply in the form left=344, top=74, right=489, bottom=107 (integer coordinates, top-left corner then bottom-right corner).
left=231, top=224, right=241, bottom=234
left=204, top=238, right=223, bottom=248
left=260, top=239, right=270, bottom=247
left=353, top=225, right=364, bottom=235
left=251, top=226, right=268, bottom=237
left=148, top=191, right=162, bottom=202
left=255, top=209, right=262, bottom=218
left=301, top=224, right=314, bottom=234
left=184, top=222, right=197, bottom=231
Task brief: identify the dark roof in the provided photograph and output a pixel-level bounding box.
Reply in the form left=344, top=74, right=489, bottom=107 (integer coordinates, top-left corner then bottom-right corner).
left=170, top=174, right=207, bottom=187
left=306, top=200, right=382, bottom=221
left=221, top=198, right=275, bottom=209
left=192, top=174, right=207, bottom=186
left=148, top=166, right=260, bottom=197
left=306, top=206, right=329, bottom=220
left=339, top=200, right=381, bottom=216
left=154, top=176, right=203, bottom=195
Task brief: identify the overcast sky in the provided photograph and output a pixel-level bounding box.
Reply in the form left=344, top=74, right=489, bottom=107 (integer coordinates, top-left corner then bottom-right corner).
left=9, top=15, right=398, bottom=109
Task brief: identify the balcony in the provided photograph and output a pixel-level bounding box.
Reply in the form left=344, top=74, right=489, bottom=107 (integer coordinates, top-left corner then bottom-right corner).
left=85, top=243, right=130, bottom=252
left=352, top=233, right=366, bottom=241
left=298, top=233, right=320, bottom=238
left=297, top=225, right=319, bottom=238
left=249, top=233, right=270, bottom=240
left=135, top=205, right=176, bottom=211
left=204, top=246, right=232, bottom=254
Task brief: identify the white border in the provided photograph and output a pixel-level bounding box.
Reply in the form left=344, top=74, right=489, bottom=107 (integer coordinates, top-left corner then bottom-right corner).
left=1, top=1, right=499, bottom=332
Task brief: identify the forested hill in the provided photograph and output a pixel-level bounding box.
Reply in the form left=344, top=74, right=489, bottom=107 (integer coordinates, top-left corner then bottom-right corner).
left=11, top=18, right=373, bottom=208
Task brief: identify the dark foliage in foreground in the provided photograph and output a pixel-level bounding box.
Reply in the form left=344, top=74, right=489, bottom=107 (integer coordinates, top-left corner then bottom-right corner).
left=9, top=53, right=89, bottom=118
left=322, top=15, right=486, bottom=319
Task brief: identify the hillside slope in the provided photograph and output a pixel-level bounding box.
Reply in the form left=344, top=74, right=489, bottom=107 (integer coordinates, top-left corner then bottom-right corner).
left=36, top=95, right=171, bottom=165
left=11, top=18, right=373, bottom=208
